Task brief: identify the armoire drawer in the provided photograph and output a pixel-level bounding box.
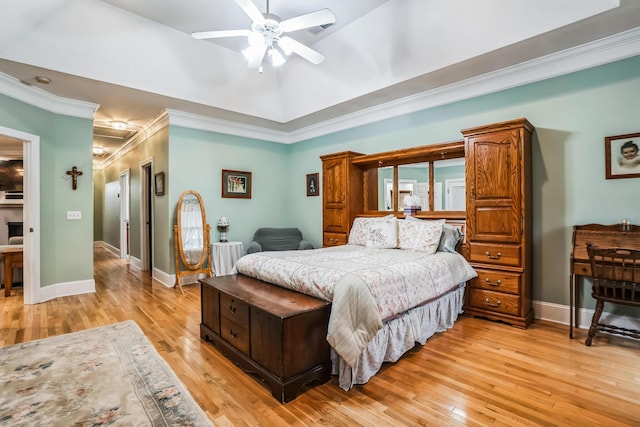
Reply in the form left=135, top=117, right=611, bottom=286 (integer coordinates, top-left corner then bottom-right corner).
left=466, top=288, right=521, bottom=316
left=470, top=269, right=521, bottom=295
left=323, top=232, right=347, bottom=247
left=469, top=242, right=521, bottom=267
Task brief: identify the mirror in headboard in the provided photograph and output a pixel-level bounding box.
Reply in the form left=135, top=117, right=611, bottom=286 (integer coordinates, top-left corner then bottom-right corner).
left=356, top=140, right=465, bottom=217
left=173, top=190, right=212, bottom=294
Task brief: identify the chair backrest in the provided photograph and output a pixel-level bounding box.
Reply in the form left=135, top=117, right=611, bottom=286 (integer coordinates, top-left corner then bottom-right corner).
left=586, top=243, right=640, bottom=306
left=253, top=228, right=303, bottom=251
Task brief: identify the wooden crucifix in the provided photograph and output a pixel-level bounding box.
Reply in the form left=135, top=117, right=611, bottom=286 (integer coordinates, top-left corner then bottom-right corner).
left=66, top=166, right=83, bottom=190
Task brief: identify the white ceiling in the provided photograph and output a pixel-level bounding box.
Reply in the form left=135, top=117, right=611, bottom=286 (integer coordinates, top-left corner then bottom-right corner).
left=1, top=0, right=639, bottom=160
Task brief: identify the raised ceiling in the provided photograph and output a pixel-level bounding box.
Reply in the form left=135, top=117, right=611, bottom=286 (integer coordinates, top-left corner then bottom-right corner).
left=1, top=0, right=639, bottom=161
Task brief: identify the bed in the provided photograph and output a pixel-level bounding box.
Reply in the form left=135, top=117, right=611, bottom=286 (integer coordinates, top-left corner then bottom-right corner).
left=232, top=216, right=477, bottom=390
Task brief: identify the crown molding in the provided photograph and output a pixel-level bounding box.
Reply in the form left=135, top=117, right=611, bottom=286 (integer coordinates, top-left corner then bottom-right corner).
left=155, top=27, right=640, bottom=144
left=285, top=26, right=640, bottom=143
left=0, top=72, right=98, bottom=119
left=165, top=109, right=291, bottom=144
left=2, top=27, right=639, bottom=146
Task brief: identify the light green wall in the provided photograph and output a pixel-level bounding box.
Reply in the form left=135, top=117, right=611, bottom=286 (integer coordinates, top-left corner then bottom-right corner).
left=167, top=126, right=291, bottom=272
left=2, top=52, right=638, bottom=316
left=0, top=93, right=94, bottom=287
left=289, top=55, right=640, bottom=314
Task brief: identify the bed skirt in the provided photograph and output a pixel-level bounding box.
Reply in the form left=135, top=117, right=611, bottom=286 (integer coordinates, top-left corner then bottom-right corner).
left=331, top=283, right=465, bottom=390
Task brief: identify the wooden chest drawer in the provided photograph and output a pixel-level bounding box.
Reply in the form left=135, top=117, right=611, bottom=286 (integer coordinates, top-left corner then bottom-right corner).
left=470, top=269, right=521, bottom=295
left=467, top=288, right=521, bottom=316
left=200, top=274, right=332, bottom=403
left=323, top=232, right=347, bottom=247
left=469, top=242, right=521, bottom=267
left=220, top=293, right=250, bottom=354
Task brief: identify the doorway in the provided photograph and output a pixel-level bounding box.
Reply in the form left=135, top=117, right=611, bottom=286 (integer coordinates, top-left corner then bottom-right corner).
left=445, top=178, right=466, bottom=211
left=0, top=125, right=40, bottom=305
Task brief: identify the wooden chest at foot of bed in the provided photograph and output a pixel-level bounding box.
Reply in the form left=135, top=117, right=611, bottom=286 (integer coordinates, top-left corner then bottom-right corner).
left=200, top=274, right=332, bottom=403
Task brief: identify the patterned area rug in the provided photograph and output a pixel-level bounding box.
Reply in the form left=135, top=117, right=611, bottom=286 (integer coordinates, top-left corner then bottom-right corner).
left=0, top=321, right=213, bottom=426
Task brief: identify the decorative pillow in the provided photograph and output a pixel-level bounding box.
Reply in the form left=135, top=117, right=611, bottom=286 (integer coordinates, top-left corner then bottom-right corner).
left=438, top=224, right=464, bottom=253
left=348, top=214, right=396, bottom=246
left=365, top=218, right=398, bottom=249
left=398, top=219, right=445, bottom=254
left=405, top=217, right=464, bottom=253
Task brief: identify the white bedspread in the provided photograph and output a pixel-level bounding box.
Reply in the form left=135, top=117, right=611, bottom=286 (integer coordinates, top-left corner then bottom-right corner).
left=232, top=245, right=477, bottom=368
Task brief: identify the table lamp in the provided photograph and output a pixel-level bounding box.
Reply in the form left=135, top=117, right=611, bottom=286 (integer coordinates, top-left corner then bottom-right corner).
left=217, top=216, right=230, bottom=242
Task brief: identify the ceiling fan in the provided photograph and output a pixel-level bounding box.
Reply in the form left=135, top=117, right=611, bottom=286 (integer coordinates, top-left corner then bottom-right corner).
left=192, top=0, right=336, bottom=70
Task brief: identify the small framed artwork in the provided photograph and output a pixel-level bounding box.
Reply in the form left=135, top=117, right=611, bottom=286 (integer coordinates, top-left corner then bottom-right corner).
left=306, top=172, right=319, bottom=196
left=154, top=172, right=165, bottom=196
left=222, top=169, right=252, bottom=199
left=605, top=132, right=640, bottom=179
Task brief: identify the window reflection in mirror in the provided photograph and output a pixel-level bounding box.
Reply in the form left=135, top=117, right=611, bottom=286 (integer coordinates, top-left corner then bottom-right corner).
left=434, top=158, right=465, bottom=211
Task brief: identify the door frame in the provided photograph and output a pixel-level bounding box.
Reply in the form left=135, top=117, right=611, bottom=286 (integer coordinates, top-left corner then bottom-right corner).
left=119, top=169, right=130, bottom=260
left=140, top=158, right=154, bottom=271
left=0, top=125, right=40, bottom=305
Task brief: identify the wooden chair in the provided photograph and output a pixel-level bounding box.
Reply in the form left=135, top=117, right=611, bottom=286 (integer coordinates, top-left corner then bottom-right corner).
left=585, top=243, right=640, bottom=346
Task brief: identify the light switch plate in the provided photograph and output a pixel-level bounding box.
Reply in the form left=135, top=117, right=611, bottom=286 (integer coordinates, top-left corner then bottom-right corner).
left=67, top=210, right=82, bottom=220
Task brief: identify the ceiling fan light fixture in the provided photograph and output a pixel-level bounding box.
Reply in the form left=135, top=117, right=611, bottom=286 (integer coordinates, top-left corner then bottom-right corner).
left=269, top=48, right=286, bottom=67
left=247, top=31, right=263, bottom=47
left=242, top=45, right=261, bottom=61
left=278, top=41, right=293, bottom=56
left=195, top=1, right=335, bottom=69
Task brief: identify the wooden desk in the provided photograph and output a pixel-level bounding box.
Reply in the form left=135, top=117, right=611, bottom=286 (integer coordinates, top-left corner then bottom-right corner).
left=1, top=244, right=23, bottom=297
left=569, top=224, right=640, bottom=338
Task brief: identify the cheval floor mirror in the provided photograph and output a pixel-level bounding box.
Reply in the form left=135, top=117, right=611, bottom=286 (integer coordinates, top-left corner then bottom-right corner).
left=174, top=190, right=213, bottom=294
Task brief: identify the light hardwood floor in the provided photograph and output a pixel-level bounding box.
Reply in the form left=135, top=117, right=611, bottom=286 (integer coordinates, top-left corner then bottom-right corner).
left=1, top=246, right=639, bottom=426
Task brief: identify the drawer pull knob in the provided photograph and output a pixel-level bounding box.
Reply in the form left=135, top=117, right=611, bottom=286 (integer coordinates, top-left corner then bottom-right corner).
left=484, top=278, right=501, bottom=286
left=229, top=304, right=237, bottom=313
left=485, top=251, right=502, bottom=260
left=229, top=329, right=237, bottom=338
left=484, top=298, right=501, bottom=307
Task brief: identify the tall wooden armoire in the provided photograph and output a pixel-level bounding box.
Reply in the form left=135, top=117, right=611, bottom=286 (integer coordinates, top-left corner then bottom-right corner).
left=462, top=118, right=534, bottom=328
left=320, top=151, right=363, bottom=247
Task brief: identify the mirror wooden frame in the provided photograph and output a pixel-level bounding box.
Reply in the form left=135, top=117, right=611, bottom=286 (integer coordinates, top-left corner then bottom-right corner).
left=173, top=190, right=212, bottom=294
left=351, top=140, right=466, bottom=218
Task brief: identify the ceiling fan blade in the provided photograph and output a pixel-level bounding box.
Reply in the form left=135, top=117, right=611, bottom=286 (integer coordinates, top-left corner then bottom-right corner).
left=233, top=0, right=265, bottom=25
left=278, top=36, right=325, bottom=65
left=247, top=44, right=268, bottom=69
left=191, top=29, right=252, bottom=39
left=279, top=9, right=336, bottom=33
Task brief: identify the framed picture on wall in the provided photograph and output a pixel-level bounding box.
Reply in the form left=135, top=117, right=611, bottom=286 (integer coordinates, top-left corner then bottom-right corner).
left=605, top=132, right=640, bottom=179
left=222, top=169, right=252, bottom=198
left=154, top=172, right=165, bottom=196
left=306, top=172, right=319, bottom=196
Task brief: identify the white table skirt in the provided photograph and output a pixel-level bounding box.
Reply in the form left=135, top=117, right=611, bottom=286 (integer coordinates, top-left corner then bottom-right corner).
left=211, top=241, right=243, bottom=276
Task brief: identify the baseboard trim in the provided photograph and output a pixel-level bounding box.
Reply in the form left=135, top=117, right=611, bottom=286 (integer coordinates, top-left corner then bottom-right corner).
left=534, top=300, right=640, bottom=331
left=94, top=241, right=120, bottom=257
left=37, top=279, right=95, bottom=303
left=153, top=268, right=173, bottom=288
left=129, top=256, right=142, bottom=271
